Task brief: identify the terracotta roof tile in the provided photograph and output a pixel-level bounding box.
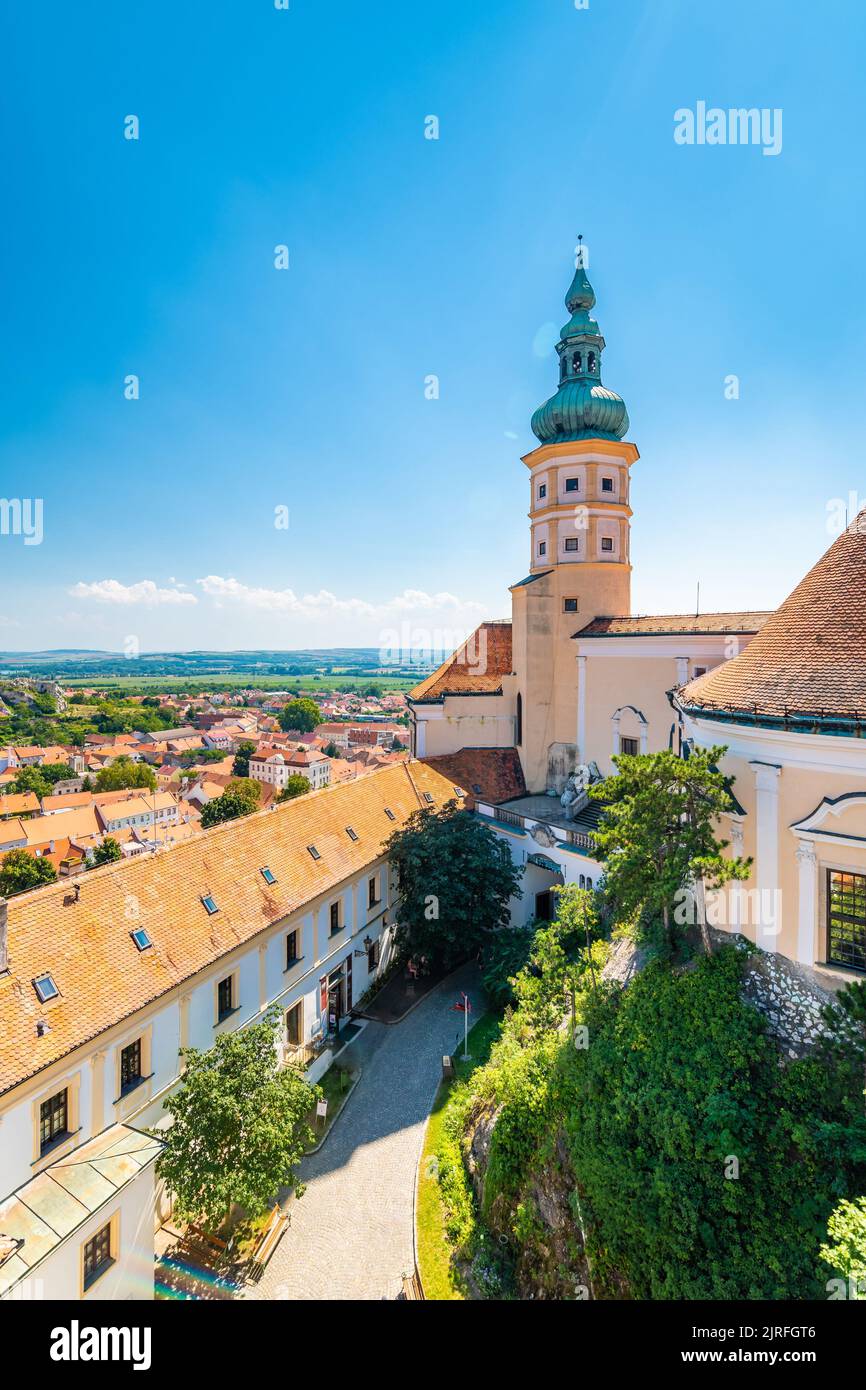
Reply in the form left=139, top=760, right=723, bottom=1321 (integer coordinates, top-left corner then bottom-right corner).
left=408, top=621, right=513, bottom=702
left=420, top=748, right=526, bottom=808
left=575, top=611, right=772, bottom=638
left=679, top=520, right=866, bottom=722
left=0, top=761, right=462, bottom=1096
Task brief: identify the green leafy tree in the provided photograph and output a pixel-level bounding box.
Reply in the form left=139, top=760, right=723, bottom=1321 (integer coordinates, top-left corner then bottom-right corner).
left=9, top=763, right=74, bottom=798
left=232, top=740, right=257, bottom=778
left=278, top=698, right=322, bottom=734
left=277, top=774, right=311, bottom=802
left=590, top=745, right=751, bottom=955
left=154, top=1007, right=318, bottom=1231
left=820, top=1197, right=866, bottom=1296
left=822, top=979, right=866, bottom=1113
left=481, top=926, right=536, bottom=1009
left=200, top=783, right=259, bottom=828
left=94, top=757, right=157, bottom=793
left=386, top=800, right=522, bottom=969
left=0, top=848, right=57, bottom=896
left=323, top=741, right=340, bottom=759
left=90, top=837, right=122, bottom=867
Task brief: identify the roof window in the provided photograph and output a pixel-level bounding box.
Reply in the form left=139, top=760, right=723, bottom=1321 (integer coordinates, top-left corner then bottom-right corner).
left=33, top=974, right=59, bottom=1003
left=201, top=894, right=219, bottom=915
left=130, top=928, right=152, bottom=951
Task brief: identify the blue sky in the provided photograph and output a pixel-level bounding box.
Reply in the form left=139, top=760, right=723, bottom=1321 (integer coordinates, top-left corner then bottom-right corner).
left=2, top=0, right=865, bottom=653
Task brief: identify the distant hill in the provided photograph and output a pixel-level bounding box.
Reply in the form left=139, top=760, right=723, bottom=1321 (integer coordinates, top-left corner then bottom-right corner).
left=0, top=648, right=447, bottom=681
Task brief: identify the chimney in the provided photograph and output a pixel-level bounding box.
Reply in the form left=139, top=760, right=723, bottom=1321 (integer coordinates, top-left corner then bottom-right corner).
left=0, top=896, right=8, bottom=974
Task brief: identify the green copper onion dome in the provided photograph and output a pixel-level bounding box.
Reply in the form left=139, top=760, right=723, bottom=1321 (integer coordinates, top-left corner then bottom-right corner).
left=531, top=247, right=629, bottom=444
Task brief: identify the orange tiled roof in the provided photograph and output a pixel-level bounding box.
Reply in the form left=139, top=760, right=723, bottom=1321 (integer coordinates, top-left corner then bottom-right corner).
left=0, top=793, right=41, bottom=817
left=678, top=520, right=866, bottom=722
left=420, top=748, right=526, bottom=808
left=408, top=621, right=513, bottom=702
left=0, top=761, right=461, bottom=1097
left=575, top=612, right=772, bottom=638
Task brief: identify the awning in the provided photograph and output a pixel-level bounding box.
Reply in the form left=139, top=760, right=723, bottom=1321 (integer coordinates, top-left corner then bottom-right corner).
left=527, top=852, right=562, bottom=873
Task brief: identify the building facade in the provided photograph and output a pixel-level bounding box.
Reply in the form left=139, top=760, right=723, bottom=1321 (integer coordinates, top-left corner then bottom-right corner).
left=0, top=761, right=461, bottom=1300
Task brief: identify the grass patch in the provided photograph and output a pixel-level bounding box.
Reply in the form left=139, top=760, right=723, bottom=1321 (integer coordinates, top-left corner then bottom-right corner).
left=416, top=1012, right=502, bottom=1300
left=304, top=1060, right=359, bottom=1150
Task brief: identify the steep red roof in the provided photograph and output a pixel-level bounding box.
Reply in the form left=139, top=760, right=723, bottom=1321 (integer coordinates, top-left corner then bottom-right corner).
left=420, top=747, right=526, bottom=807
left=408, top=621, right=513, bottom=702
left=679, top=520, right=866, bottom=722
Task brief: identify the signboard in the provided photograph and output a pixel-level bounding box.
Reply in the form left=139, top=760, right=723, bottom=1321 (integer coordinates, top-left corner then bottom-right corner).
left=316, top=1099, right=328, bottom=1120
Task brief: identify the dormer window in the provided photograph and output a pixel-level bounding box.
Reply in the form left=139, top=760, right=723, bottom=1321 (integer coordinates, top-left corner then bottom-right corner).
left=33, top=974, right=59, bottom=1004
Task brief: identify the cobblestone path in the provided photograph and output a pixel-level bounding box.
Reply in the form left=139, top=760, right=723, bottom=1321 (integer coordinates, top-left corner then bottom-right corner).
left=246, top=962, right=481, bottom=1301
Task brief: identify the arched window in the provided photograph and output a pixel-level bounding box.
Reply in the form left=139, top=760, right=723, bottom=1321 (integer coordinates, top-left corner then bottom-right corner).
left=515, top=692, right=523, bottom=746
left=579, top=874, right=585, bottom=889
left=572, top=351, right=581, bottom=373
left=587, top=351, right=596, bottom=374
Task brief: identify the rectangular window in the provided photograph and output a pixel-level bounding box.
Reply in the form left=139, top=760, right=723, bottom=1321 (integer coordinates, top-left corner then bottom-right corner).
left=83, top=1222, right=113, bottom=1290
left=217, top=975, right=234, bottom=1020
left=201, top=895, right=218, bottom=915
left=538, top=541, right=547, bottom=556
left=693, top=666, right=707, bottom=678
left=619, top=737, right=639, bottom=757
left=565, top=477, right=580, bottom=492
left=601, top=476, right=614, bottom=492
left=601, top=537, right=614, bottom=552
left=286, top=929, right=300, bottom=967
left=39, top=1088, right=68, bottom=1153
left=367, top=938, right=381, bottom=973
left=261, top=866, right=276, bottom=885
left=368, top=875, right=380, bottom=908
left=827, top=870, right=866, bottom=971
left=564, top=537, right=579, bottom=552
left=538, top=483, right=547, bottom=499
left=285, top=1000, right=303, bottom=1047
left=120, top=1039, right=142, bottom=1093
left=329, top=901, right=341, bottom=934
left=563, top=598, right=579, bottom=613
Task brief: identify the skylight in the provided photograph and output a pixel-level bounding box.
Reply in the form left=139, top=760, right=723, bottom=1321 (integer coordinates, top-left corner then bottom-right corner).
left=33, top=974, right=59, bottom=1004
left=261, top=866, right=277, bottom=885
left=345, top=827, right=359, bottom=842
left=201, top=894, right=219, bottom=915
left=307, top=845, right=321, bottom=861
left=131, top=928, right=152, bottom=951
left=384, top=808, right=396, bottom=821
left=423, top=792, right=435, bottom=805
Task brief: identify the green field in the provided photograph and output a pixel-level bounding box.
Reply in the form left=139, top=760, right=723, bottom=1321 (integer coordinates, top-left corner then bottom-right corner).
left=61, top=673, right=421, bottom=694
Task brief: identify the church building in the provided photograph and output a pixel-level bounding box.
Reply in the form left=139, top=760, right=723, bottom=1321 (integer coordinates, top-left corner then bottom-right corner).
left=410, top=250, right=866, bottom=992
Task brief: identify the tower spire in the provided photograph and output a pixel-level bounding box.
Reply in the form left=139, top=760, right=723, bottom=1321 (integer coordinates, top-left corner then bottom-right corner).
left=530, top=244, right=629, bottom=443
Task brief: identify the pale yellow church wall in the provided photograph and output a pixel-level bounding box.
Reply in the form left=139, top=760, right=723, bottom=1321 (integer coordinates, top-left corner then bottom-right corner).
left=688, top=719, right=866, bottom=980
left=580, top=654, right=682, bottom=773
left=411, top=693, right=516, bottom=758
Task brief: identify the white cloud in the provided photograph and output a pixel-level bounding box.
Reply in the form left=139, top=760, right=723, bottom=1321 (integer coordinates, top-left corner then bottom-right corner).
left=69, top=579, right=198, bottom=607
left=195, top=576, right=484, bottom=619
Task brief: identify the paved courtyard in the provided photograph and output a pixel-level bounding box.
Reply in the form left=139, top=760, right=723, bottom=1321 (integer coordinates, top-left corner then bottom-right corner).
left=246, top=962, right=481, bottom=1301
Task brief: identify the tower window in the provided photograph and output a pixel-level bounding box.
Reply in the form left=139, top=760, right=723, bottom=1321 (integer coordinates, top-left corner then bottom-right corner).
left=538, top=483, right=547, bottom=500
left=572, top=351, right=581, bottom=373
left=563, top=598, right=579, bottom=613
left=538, top=541, right=546, bottom=556
left=565, top=477, right=579, bottom=492
left=587, top=351, right=596, bottom=374
left=560, top=356, right=567, bottom=381
left=601, top=476, right=614, bottom=493
left=564, top=537, right=579, bottom=552
left=601, top=537, right=614, bottom=552
left=515, top=693, right=523, bottom=746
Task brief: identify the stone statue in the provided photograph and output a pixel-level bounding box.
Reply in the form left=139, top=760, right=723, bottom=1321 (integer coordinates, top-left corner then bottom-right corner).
left=560, top=762, right=602, bottom=819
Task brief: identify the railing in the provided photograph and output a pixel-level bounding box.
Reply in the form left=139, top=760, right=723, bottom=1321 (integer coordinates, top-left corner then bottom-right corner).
left=564, top=828, right=595, bottom=851
left=494, top=808, right=524, bottom=828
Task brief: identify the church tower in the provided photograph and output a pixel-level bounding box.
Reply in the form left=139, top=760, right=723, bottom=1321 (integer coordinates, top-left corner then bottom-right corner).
left=511, top=247, right=639, bottom=792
